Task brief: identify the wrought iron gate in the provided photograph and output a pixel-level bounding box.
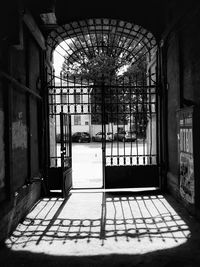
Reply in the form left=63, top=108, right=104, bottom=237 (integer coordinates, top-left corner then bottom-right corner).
left=46, top=18, right=160, bottom=190
left=48, top=73, right=159, bottom=189
left=102, top=76, right=159, bottom=188
left=60, top=112, right=72, bottom=195
left=48, top=89, right=72, bottom=195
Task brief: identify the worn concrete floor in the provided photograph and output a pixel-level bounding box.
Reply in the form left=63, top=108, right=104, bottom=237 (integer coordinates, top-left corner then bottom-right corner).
left=1, top=191, right=200, bottom=267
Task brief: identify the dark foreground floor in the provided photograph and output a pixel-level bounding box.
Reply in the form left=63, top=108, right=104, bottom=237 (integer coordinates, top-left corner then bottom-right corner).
left=1, top=191, right=200, bottom=267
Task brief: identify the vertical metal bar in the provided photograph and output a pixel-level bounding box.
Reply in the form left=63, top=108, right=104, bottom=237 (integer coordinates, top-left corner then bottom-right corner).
left=81, top=77, right=83, bottom=113
left=87, top=78, right=90, bottom=113
left=157, top=47, right=165, bottom=190
left=67, top=74, right=70, bottom=113
left=129, top=76, right=133, bottom=165
left=60, top=72, right=63, bottom=113
left=48, top=69, right=52, bottom=168
left=74, top=76, right=77, bottom=114
left=68, top=115, right=72, bottom=168
left=123, top=77, right=126, bottom=165
left=142, top=73, right=146, bottom=165
left=135, top=74, right=139, bottom=165
left=157, top=47, right=164, bottom=189
left=155, top=63, right=159, bottom=166
left=116, top=77, right=119, bottom=166
left=45, top=65, right=51, bottom=189
left=110, top=78, right=113, bottom=166
left=101, top=75, right=106, bottom=189
left=53, top=70, right=58, bottom=167
left=60, top=112, right=64, bottom=195
left=148, top=69, right=152, bottom=165
left=101, top=18, right=104, bottom=55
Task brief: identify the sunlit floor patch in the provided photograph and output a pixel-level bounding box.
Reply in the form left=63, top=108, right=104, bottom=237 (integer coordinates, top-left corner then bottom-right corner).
left=5, top=193, right=191, bottom=256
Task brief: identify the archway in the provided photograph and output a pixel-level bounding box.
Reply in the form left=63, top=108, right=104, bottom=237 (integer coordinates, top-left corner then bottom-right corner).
left=46, top=18, right=159, bottom=193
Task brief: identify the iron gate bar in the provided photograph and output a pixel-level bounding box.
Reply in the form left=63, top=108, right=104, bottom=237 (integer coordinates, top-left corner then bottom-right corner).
left=155, top=62, right=159, bottom=169
left=47, top=18, right=159, bottom=189
left=101, top=76, right=106, bottom=188
left=48, top=75, right=157, bottom=165
left=120, top=25, right=144, bottom=59
left=48, top=75, right=159, bottom=189
left=47, top=19, right=156, bottom=70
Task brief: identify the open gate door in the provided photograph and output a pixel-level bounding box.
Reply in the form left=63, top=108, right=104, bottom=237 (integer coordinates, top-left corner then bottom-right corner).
left=48, top=111, right=72, bottom=197
left=60, top=112, right=72, bottom=197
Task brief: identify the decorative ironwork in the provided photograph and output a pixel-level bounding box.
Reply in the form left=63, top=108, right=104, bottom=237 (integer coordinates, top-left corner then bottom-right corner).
left=47, top=18, right=158, bottom=188
left=47, top=18, right=156, bottom=76
left=49, top=74, right=157, bottom=167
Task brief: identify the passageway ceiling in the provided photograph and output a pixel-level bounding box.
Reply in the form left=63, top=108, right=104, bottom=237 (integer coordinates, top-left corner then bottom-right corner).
left=25, top=0, right=168, bottom=40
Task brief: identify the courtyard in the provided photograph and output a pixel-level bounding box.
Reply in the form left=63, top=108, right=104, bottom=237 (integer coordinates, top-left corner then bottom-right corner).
left=71, top=141, right=148, bottom=189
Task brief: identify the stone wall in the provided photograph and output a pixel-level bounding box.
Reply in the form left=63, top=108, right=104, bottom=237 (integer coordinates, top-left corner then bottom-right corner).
left=0, top=10, right=45, bottom=242
left=165, top=3, right=200, bottom=214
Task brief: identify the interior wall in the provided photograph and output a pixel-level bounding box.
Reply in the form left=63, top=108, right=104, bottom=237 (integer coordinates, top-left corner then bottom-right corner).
left=165, top=4, right=200, bottom=212
left=0, top=78, right=5, bottom=202
left=166, top=32, right=180, bottom=189
left=180, top=14, right=200, bottom=102
left=0, top=11, right=45, bottom=242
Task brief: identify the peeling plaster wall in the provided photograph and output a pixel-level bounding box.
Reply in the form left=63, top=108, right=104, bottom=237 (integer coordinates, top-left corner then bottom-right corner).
left=10, top=26, right=42, bottom=191
left=12, top=89, right=28, bottom=191
left=0, top=7, right=45, bottom=243
left=12, top=119, right=27, bottom=149
left=165, top=7, right=200, bottom=214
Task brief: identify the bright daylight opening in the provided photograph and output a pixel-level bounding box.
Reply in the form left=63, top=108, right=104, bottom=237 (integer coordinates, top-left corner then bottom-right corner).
left=48, top=18, right=158, bottom=190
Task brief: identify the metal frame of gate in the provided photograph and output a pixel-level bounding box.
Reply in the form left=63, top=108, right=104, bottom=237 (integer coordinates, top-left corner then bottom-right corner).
left=48, top=72, right=159, bottom=189
left=46, top=18, right=160, bottom=191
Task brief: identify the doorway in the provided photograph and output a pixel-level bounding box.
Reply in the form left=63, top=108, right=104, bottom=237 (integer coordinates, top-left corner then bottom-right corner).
left=47, top=18, right=160, bottom=193
left=71, top=115, right=103, bottom=189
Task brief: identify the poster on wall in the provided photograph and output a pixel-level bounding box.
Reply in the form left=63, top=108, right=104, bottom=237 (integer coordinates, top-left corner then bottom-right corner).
left=180, top=151, right=194, bottom=204
left=178, top=109, right=194, bottom=204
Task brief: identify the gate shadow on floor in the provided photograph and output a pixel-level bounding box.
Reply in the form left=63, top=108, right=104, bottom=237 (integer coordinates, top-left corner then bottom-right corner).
left=2, top=191, right=200, bottom=266
left=5, top=192, right=191, bottom=247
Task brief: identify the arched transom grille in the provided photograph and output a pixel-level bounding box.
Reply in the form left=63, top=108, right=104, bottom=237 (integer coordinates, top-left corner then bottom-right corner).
left=47, top=18, right=157, bottom=76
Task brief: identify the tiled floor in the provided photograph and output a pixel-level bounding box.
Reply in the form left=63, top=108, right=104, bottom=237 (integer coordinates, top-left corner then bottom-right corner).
left=1, top=191, right=200, bottom=266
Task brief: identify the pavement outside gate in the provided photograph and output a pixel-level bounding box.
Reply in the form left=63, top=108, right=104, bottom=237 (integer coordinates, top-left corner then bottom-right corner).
left=1, top=191, right=200, bottom=267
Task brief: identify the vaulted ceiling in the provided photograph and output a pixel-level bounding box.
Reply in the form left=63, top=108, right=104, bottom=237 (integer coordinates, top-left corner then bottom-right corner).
left=25, top=0, right=168, bottom=40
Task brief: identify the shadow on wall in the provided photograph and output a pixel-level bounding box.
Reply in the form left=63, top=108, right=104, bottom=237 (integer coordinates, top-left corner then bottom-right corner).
left=1, top=192, right=200, bottom=267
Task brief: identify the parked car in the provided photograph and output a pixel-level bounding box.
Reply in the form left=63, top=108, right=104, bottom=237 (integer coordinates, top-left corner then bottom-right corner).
left=93, top=132, right=114, bottom=142
left=72, top=132, right=91, bottom=143
left=114, top=131, right=136, bottom=142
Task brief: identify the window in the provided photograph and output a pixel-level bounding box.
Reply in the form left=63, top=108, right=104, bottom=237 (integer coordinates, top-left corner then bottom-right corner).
left=74, top=92, right=81, bottom=104
left=61, top=93, right=67, bottom=104
left=74, top=115, right=81, bottom=125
